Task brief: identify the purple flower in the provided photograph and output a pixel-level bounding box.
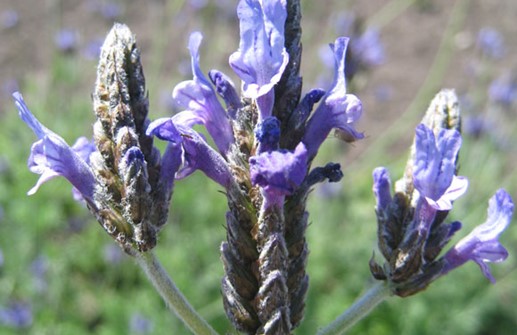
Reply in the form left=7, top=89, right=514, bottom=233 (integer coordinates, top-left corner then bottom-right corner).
left=413, top=124, right=468, bottom=210
left=488, top=74, right=517, bottom=107
left=147, top=117, right=233, bottom=189
left=173, top=32, right=234, bottom=154
left=229, top=0, right=289, bottom=119
left=0, top=301, right=32, bottom=328
left=442, top=189, right=513, bottom=283
left=1, top=9, right=19, bottom=29
left=130, top=313, right=154, bottom=334
left=476, top=27, right=504, bottom=59
left=249, top=142, right=308, bottom=207
left=372, top=167, right=392, bottom=212
left=54, top=29, right=78, bottom=53
left=13, top=92, right=96, bottom=204
left=303, top=37, right=364, bottom=159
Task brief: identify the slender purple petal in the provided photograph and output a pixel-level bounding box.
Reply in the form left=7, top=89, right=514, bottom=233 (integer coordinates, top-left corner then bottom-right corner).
left=302, top=37, right=364, bottom=159
left=229, top=0, right=289, bottom=118
left=372, top=167, right=392, bottom=211
left=173, top=32, right=234, bottom=154
left=14, top=92, right=96, bottom=203
left=442, top=189, right=513, bottom=282
left=146, top=118, right=184, bottom=194
left=413, top=124, right=467, bottom=210
left=208, top=69, right=241, bottom=119
left=250, top=142, right=308, bottom=207
left=147, top=117, right=233, bottom=189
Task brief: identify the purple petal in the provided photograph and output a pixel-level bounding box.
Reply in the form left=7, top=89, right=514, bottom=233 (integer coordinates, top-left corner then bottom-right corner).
left=442, top=189, right=513, bottom=282
left=208, top=69, right=241, bottom=119
left=173, top=32, right=234, bottom=154
left=413, top=124, right=465, bottom=208
left=146, top=118, right=184, bottom=194
left=372, top=167, right=392, bottom=211
left=229, top=0, right=289, bottom=117
left=147, top=117, right=233, bottom=189
left=249, top=142, right=308, bottom=207
left=303, top=37, right=364, bottom=159
left=14, top=92, right=96, bottom=203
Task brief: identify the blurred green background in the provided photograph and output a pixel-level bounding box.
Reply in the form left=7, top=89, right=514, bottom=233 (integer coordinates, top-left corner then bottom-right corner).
left=1, top=0, right=516, bottom=334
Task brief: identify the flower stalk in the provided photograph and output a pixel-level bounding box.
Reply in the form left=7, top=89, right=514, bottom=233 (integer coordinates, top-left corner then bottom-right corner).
left=134, top=251, right=219, bottom=335
left=317, top=282, right=392, bottom=335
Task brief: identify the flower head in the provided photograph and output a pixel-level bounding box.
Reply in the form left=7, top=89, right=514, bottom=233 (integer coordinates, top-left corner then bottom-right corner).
left=303, top=37, right=364, bottom=159
left=250, top=142, right=308, bottom=207
left=173, top=32, right=234, bottom=154
left=14, top=92, right=96, bottom=204
left=413, top=124, right=468, bottom=210
left=229, top=0, right=289, bottom=118
left=442, top=189, right=513, bottom=283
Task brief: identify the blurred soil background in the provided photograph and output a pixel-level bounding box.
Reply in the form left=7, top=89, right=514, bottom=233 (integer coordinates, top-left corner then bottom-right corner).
left=1, top=0, right=517, bottom=334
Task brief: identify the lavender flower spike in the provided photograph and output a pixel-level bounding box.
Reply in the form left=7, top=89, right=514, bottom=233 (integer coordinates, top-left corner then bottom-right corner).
left=303, top=37, right=364, bottom=159
left=229, top=0, right=289, bottom=119
left=413, top=124, right=468, bottom=210
left=442, top=189, right=513, bottom=283
left=13, top=92, right=96, bottom=204
left=173, top=32, right=234, bottom=154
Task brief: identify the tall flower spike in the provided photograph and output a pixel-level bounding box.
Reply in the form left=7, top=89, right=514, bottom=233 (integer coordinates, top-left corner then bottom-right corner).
left=230, top=0, right=289, bottom=120
left=302, top=37, right=364, bottom=160
left=91, top=23, right=174, bottom=252
left=442, top=189, right=513, bottom=283
left=14, top=92, right=96, bottom=205
left=173, top=32, right=234, bottom=155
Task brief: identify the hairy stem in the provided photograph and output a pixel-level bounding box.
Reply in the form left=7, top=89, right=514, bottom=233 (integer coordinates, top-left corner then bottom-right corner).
left=317, top=282, right=391, bottom=335
left=134, top=251, right=219, bottom=335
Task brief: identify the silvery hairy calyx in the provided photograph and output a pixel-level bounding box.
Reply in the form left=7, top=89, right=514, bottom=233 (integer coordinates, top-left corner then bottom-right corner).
left=13, top=0, right=512, bottom=334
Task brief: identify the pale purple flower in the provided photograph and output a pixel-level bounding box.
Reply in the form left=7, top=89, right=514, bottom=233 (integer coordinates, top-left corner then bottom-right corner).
left=303, top=37, right=364, bottom=159
left=30, top=255, right=48, bottom=293
left=477, top=27, right=504, bottom=59
left=413, top=124, right=468, bottom=210
left=173, top=32, right=234, bottom=154
left=130, top=313, right=154, bottom=334
left=13, top=92, right=96, bottom=204
left=101, top=2, right=122, bottom=20
left=0, top=301, right=32, bottom=328
left=372, top=167, right=392, bottom=211
left=104, top=244, right=125, bottom=264
left=229, top=0, right=289, bottom=119
left=249, top=142, right=308, bottom=207
left=54, top=29, right=78, bottom=53
left=1, top=9, right=18, bottom=29
left=489, top=73, right=517, bottom=107
left=442, top=189, right=513, bottom=283
left=147, top=117, right=233, bottom=189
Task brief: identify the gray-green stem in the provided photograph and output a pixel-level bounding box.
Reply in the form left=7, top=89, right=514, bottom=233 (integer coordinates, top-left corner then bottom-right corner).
left=134, top=251, right=219, bottom=335
left=317, top=282, right=392, bottom=335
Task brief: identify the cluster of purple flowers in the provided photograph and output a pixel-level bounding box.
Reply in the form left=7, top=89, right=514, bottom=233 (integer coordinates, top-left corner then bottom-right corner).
left=12, top=0, right=513, bottom=332
left=371, top=119, right=512, bottom=296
